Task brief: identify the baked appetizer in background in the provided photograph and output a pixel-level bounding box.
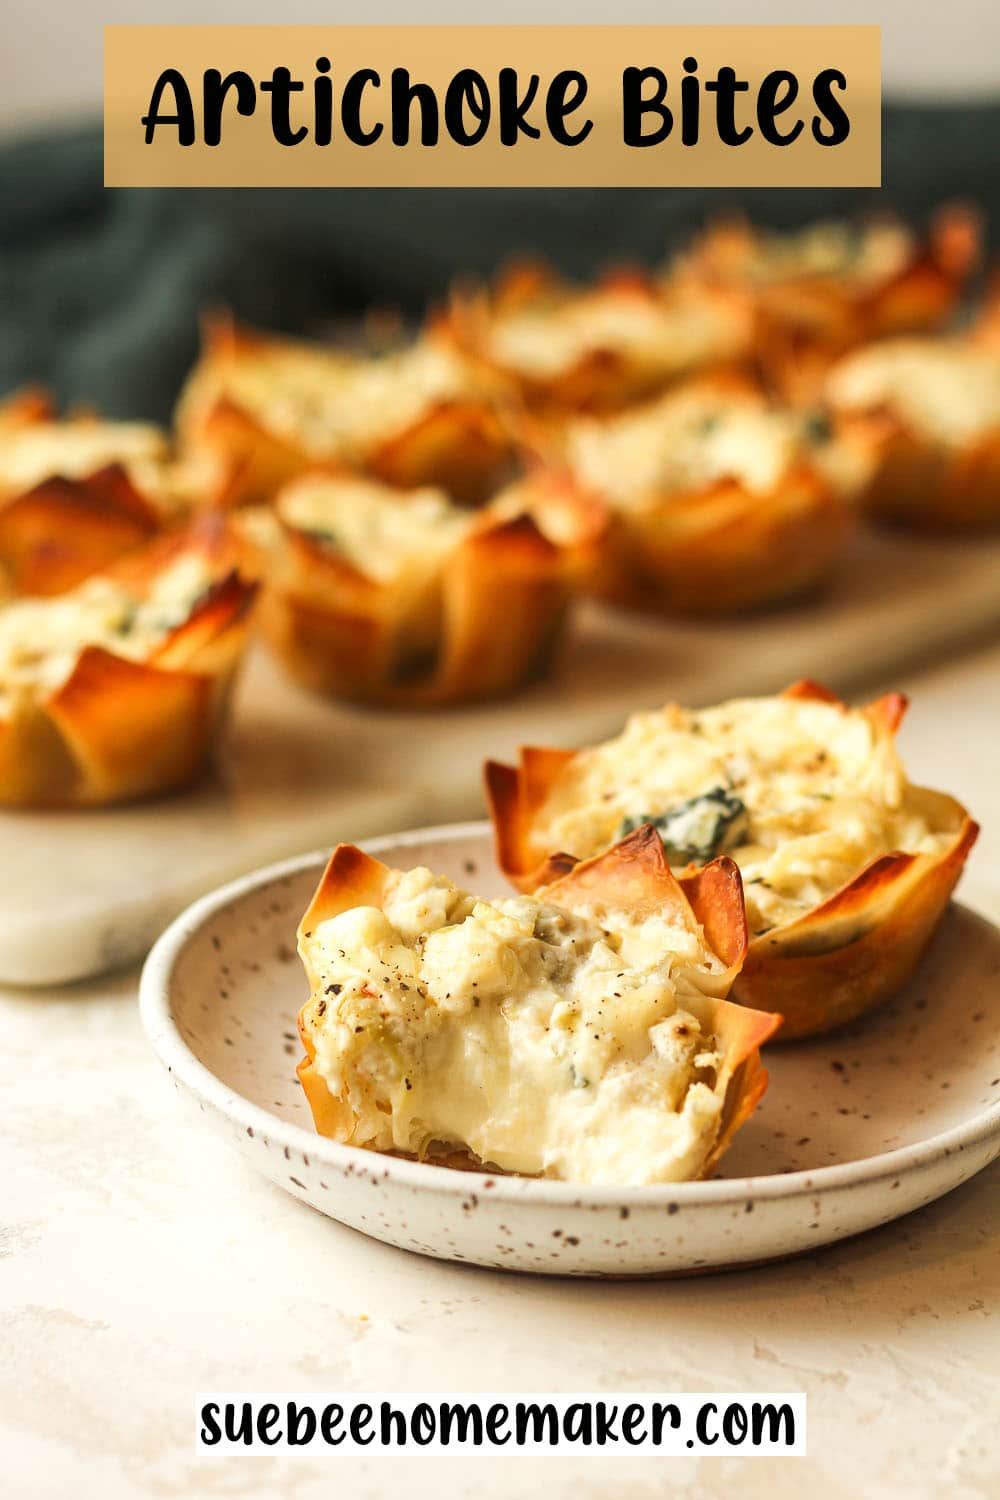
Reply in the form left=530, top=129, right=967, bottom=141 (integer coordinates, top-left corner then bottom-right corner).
left=443, top=261, right=752, bottom=414
left=0, top=517, right=256, bottom=807
left=175, top=316, right=516, bottom=508
left=0, top=390, right=192, bottom=596
left=554, top=378, right=856, bottom=613
left=241, top=468, right=607, bottom=707
left=826, top=336, right=1000, bottom=527
left=296, top=829, right=779, bottom=1185
left=676, top=207, right=980, bottom=401
left=486, top=680, right=977, bottom=1039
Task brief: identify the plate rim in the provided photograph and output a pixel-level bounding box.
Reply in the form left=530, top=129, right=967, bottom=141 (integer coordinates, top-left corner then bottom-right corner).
left=139, top=819, right=1000, bottom=1210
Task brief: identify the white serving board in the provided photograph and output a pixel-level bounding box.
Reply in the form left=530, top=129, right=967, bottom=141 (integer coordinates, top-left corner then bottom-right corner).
left=4, top=524, right=1000, bottom=985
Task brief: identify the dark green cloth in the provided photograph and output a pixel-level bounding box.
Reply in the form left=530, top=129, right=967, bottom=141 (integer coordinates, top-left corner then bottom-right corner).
left=2, top=103, right=998, bottom=423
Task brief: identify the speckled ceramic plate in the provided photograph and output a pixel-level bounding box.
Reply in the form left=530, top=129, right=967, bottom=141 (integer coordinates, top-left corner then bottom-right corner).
left=140, top=822, right=1000, bottom=1277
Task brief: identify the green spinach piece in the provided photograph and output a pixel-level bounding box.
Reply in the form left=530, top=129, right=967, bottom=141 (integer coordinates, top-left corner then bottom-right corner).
left=618, top=787, right=748, bottom=865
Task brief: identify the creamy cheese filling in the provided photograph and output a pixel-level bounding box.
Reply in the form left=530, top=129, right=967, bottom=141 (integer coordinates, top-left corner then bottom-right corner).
left=484, top=286, right=742, bottom=381
left=530, top=696, right=953, bottom=931
left=300, top=867, right=734, bottom=1185
left=0, top=552, right=216, bottom=714
left=0, top=422, right=175, bottom=506
left=564, top=388, right=809, bottom=509
left=729, top=220, right=912, bottom=287
left=279, top=476, right=473, bottom=585
left=827, top=340, right=1000, bottom=446
left=209, top=339, right=484, bottom=459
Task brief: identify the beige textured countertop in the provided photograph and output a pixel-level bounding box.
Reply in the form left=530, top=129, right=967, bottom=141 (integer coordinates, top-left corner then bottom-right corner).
left=3, top=640, right=999, bottom=1499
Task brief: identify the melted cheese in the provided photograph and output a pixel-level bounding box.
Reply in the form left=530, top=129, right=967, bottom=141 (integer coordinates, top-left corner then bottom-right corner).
left=0, top=421, right=177, bottom=507
left=828, top=339, right=1000, bottom=446
left=0, top=552, right=216, bottom=714
left=484, top=285, right=743, bottom=382
left=299, top=867, right=735, bottom=1184
left=201, top=338, right=485, bottom=460
left=726, top=220, right=912, bottom=288
left=564, top=387, right=808, bottom=509
left=279, top=475, right=472, bottom=585
left=530, top=695, right=952, bottom=931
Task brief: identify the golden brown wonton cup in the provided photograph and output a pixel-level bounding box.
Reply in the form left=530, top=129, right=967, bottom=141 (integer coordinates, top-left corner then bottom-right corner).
left=538, top=377, right=856, bottom=615
left=681, top=206, right=981, bottom=403
left=600, top=463, right=852, bottom=615
left=442, top=260, right=752, bottom=415
left=0, top=390, right=172, bottom=595
left=0, top=517, right=257, bottom=808
left=247, top=469, right=607, bottom=708
left=485, top=680, right=978, bottom=1040
left=175, top=315, right=516, bottom=508
left=831, top=410, right=1000, bottom=529
left=296, top=828, right=780, bottom=1178
left=826, top=312, right=1000, bottom=528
